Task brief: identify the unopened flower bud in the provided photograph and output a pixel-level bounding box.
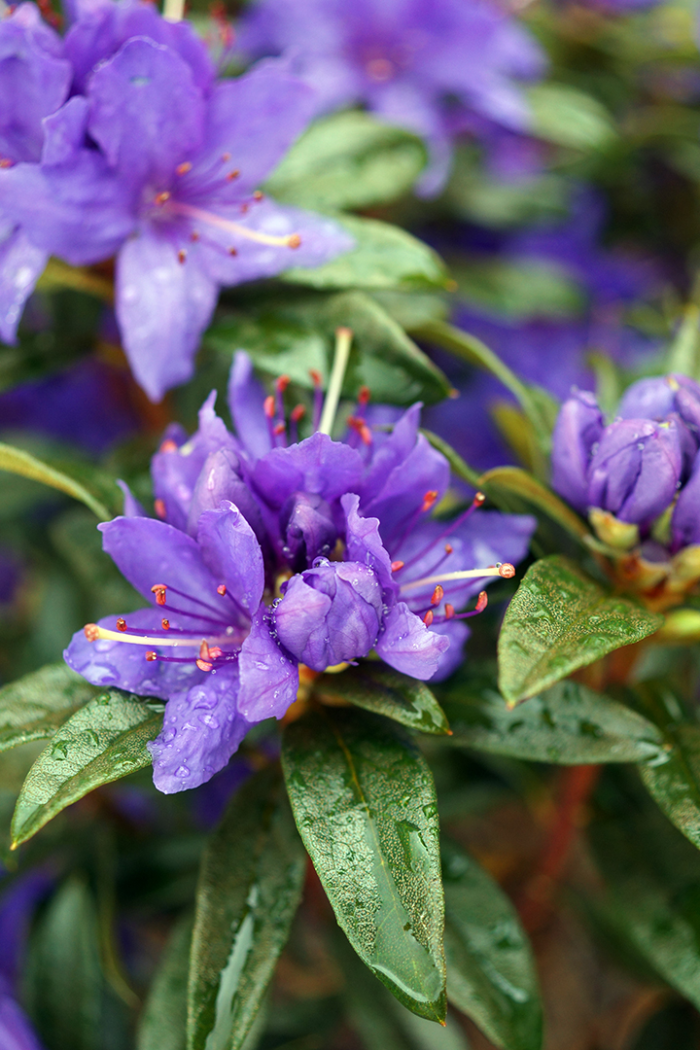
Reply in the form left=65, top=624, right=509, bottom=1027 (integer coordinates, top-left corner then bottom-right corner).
left=551, top=390, right=604, bottom=514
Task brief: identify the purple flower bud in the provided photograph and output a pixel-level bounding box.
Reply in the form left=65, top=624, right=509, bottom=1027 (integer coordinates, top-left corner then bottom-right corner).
left=587, top=418, right=682, bottom=526
left=672, top=450, right=700, bottom=549
left=551, top=390, right=604, bottom=513
left=618, top=374, right=700, bottom=441
left=274, top=558, right=383, bottom=671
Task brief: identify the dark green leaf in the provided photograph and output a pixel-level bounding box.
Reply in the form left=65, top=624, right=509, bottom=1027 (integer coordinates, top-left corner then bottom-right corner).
left=188, top=765, right=306, bottom=1050
left=527, top=83, right=616, bottom=150
left=0, top=441, right=115, bottom=520
left=11, top=689, right=163, bottom=847
left=498, top=556, right=663, bottom=705
left=26, top=877, right=103, bottom=1050
left=443, top=838, right=542, bottom=1050
left=138, top=914, right=191, bottom=1050
left=283, top=215, right=451, bottom=291
left=0, top=663, right=97, bottom=753
left=451, top=255, right=582, bottom=321
left=640, top=724, right=700, bottom=852
left=477, top=467, right=589, bottom=545
left=265, top=111, right=427, bottom=210
left=315, top=664, right=450, bottom=735
left=441, top=676, right=664, bottom=764
left=208, top=289, right=450, bottom=405
left=282, top=708, right=446, bottom=1022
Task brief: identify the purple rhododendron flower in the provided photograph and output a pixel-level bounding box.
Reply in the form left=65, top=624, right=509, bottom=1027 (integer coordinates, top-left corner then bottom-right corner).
left=0, top=873, right=52, bottom=1050
left=65, top=352, right=535, bottom=794
left=0, top=2, right=353, bottom=400
left=237, top=0, right=546, bottom=196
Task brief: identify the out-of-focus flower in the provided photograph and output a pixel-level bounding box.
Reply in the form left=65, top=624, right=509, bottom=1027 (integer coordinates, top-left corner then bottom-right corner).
left=0, top=873, right=51, bottom=1050
left=0, top=359, right=138, bottom=454
left=237, top=0, right=546, bottom=196
left=65, top=351, right=535, bottom=793
left=0, top=2, right=353, bottom=400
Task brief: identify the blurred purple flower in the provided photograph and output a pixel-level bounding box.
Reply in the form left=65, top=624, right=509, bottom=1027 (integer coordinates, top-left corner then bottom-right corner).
left=237, top=0, right=546, bottom=195
left=65, top=352, right=535, bottom=793
left=0, top=872, right=52, bottom=1050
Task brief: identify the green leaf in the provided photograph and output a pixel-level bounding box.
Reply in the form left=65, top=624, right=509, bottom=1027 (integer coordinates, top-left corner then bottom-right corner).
left=0, top=663, right=98, bottom=753
left=442, top=838, right=542, bottom=1050
left=11, top=689, right=163, bottom=847
left=283, top=214, right=451, bottom=291
left=421, top=429, right=482, bottom=489
left=527, top=83, right=616, bottom=151
left=25, top=877, right=103, bottom=1050
left=315, top=664, right=451, bottom=735
left=265, top=111, right=427, bottom=210
left=413, top=321, right=558, bottom=478
left=0, top=441, right=114, bottom=520
left=640, top=725, right=700, bottom=853
left=188, top=765, right=306, bottom=1050
left=498, top=556, right=663, bottom=705
left=208, top=289, right=450, bottom=405
left=440, top=674, right=663, bottom=764
left=667, top=301, right=700, bottom=380
left=137, top=915, right=191, bottom=1050
left=282, top=708, right=446, bottom=1023
left=452, top=255, right=582, bottom=322
left=477, top=467, right=589, bottom=545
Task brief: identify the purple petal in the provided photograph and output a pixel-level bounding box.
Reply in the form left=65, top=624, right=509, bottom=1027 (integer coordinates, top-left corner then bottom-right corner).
left=0, top=227, right=47, bottom=344
left=227, top=351, right=272, bottom=461
left=87, top=37, right=205, bottom=187
left=0, top=990, right=45, bottom=1050
left=375, top=602, right=449, bottom=680
left=550, top=390, right=604, bottom=514
left=428, top=619, right=470, bottom=682
left=196, top=501, right=265, bottom=615
left=97, top=516, right=239, bottom=622
left=186, top=449, right=268, bottom=543
left=116, top=229, right=218, bottom=401
left=342, top=493, right=397, bottom=599
left=117, top=480, right=147, bottom=518
left=148, top=670, right=250, bottom=794
left=587, top=419, right=682, bottom=525
left=40, top=95, right=89, bottom=166
left=672, top=451, right=700, bottom=549
left=65, top=0, right=214, bottom=94
left=251, top=431, right=364, bottom=509
left=64, top=608, right=211, bottom=700
left=238, top=606, right=299, bottom=721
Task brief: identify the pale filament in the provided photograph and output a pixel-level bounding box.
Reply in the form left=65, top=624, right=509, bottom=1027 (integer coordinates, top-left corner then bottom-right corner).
left=172, top=202, right=301, bottom=248
left=84, top=625, right=231, bottom=647
left=400, top=564, right=515, bottom=594
left=318, top=327, right=353, bottom=436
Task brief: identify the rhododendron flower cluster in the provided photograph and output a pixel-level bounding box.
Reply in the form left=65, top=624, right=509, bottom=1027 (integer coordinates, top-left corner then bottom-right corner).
left=65, top=351, right=534, bottom=793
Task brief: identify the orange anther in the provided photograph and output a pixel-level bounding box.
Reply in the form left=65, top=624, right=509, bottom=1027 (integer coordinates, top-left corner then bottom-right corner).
left=291, top=404, right=306, bottom=423
left=84, top=624, right=100, bottom=641
left=423, top=610, right=434, bottom=626
left=310, top=369, right=322, bottom=387
left=151, top=584, right=167, bottom=606
left=159, top=438, right=178, bottom=453
left=445, top=603, right=455, bottom=619
left=116, top=618, right=127, bottom=632
left=161, top=619, right=170, bottom=630
left=421, top=490, right=438, bottom=512
left=273, top=422, right=286, bottom=436
left=176, top=162, right=192, bottom=176
left=253, top=190, right=263, bottom=200
left=221, top=152, right=231, bottom=161
left=196, top=659, right=212, bottom=672
left=226, top=169, right=240, bottom=181
left=146, top=651, right=158, bottom=662
left=430, top=585, right=444, bottom=606
left=445, top=543, right=453, bottom=555
left=391, top=560, right=404, bottom=572
left=498, top=563, right=516, bottom=579
left=263, top=395, right=275, bottom=419
left=217, top=584, right=227, bottom=596
left=476, top=591, right=488, bottom=611
left=288, top=234, right=301, bottom=248
left=208, top=646, right=223, bottom=659
left=154, top=499, right=167, bottom=519
left=228, top=246, right=238, bottom=256
left=154, top=191, right=171, bottom=205
left=177, top=249, right=186, bottom=264
left=358, top=386, right=371, bottom=405
left=190, top=230, right=200, bottom=242
left=474, top=491, right=486, bottom=506
left=276, top=374, right=290, bottom=393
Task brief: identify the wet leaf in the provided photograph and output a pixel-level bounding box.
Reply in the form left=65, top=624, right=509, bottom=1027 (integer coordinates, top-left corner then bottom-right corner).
left=0, top=441, right=115, bottom=520
left=284, top=214, right=450, bottom=291
left=440, top=675, right=663, bottom=764
left=11, top=689, right=163, bottom=847
left=640, top=725, right=700, bottom=853
left=188, top=765, right=306, bottom=1050
left=138, top=914, right=191, bottom=1050
left=282, top=708, right=446, bottom=1023
left=208, top=289, right=450, bottom=405
left=315, top=664, right=451, bottom=735
left=442, top=838, right=542, bottom=1050
left=265, top=111, right=427, bottom=210
left=25, top=877, right=103, bottom=1050
left=498, top=556, right=663, bottom=705
left=0, top=663, right=98, bottom=753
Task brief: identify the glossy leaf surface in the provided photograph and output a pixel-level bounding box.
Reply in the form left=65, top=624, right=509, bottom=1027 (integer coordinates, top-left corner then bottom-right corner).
left=640, top=722, right=700, bottom=852
left=443, top=838, right=542, bottom=1050
left=265, top=111, right=427, bottom=210
left=282, top=708, right=446, bottom=1022
left=316, top=663, right=451, bottom=735
left=11, top=689, right=163, bottom=847
left=498, top=556, right=663, bottom=705
left=440, top=675, right=663, bottom=764
left=0, top=663, right=97, bottom=753
left=284, top=215, right=450, bottom=291
left=188, top=765, right=306, bottom=1050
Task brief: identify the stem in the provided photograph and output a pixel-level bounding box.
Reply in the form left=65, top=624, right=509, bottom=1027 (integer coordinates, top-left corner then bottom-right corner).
left=163, top=0, right=185, bottom=21
left=318, top=327, right=353, bottom=436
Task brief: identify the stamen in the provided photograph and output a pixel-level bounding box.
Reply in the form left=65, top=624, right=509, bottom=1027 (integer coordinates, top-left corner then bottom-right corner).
left=423, top=610, right=434, bottom=626
left=159, top=439, right=178, bottom=453
left=421, top=490, right=438, bottom=512
left=273, top=422, right=286, bottom=436
left=161, top=619, right=170, bottom=630
left=116, top=618, right=127, bottom=632
left=176, top=162, right=192, bottom=176
left=318, top=328, right=353, bottom=436
left=290, top=404, right=305, bottom=444
left=347, top=415, right=372, bottom=445
left=146, top=651, right=158, bottom=661
left=445, top=544, right=453, bottom=555
left=154, top=499, right=167, bottom=520
left=217, top=584, right=227, bottom=596
left=163, top=0, right=185, bottom=21
left=83, top=624, right=232, bottom=648
left=399, top=563, right=515, bottom=594
left=431, top=585, right=444, bottom=606
left=398, top=493, right=486, bottom=575
left=253, top=190, right=264, bottom=200
left=276, top=374, right=290, bottom=421
left=0, top=159, right=13, bottom=169
left=151, top=584, right=168, bottom=606
left=226, top=170, right=240, bottom=181
left=391, top=561, right=404, bottom=572
left=310, top=370, right=324, bottom=431
left=359, top=386, right=371, bottom=407
left=263, top=395, right=275, bottom=419
left=196, top=660, right=212, bottom=671
left=177, top=249, right=187, bottom=264
left=228, top=247, right=238, bottom=256
left=445, top=604, right=455, bottom=619
left=172, top=202, right=301, bottom=249
left=154, top=191, right=171, bottom=206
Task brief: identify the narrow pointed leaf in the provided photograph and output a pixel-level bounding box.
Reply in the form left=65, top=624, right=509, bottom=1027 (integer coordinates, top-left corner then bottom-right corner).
left=443, top=838, right=542, bottom=1050
left=440, top=676, right=663, bottom=764
left=188, top=765, right=306, bottom=1050
left=315, top=664, right=450, bottom=735
left=498, top=556, right=663, bottom=705
left=0, top=664, right=98, bottom=753
left=282, top=708, right=446, bottom=1023
left=138, top=915, right=191, bottom=1050
left=0, top=441, right=114, bottom=520
left=477, top=467, right=589, bottom=544
left=11, top=690, right=163, bottom=847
